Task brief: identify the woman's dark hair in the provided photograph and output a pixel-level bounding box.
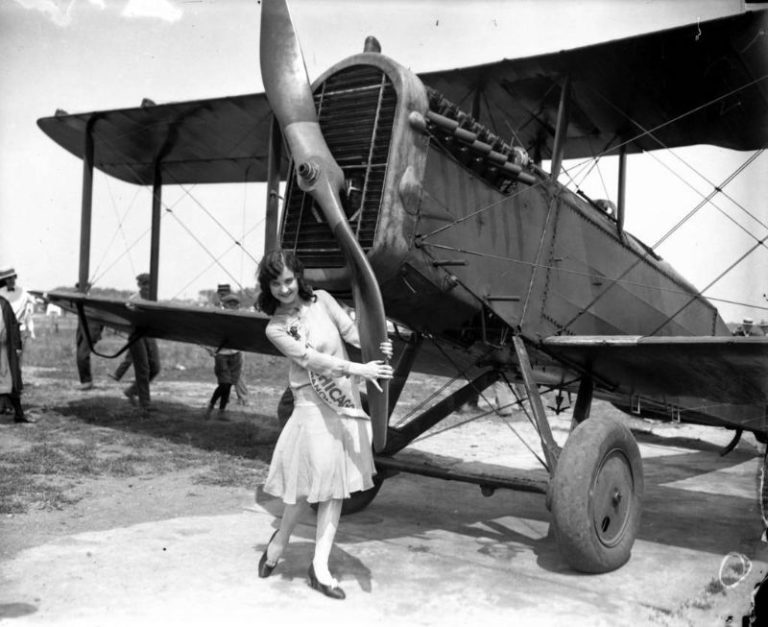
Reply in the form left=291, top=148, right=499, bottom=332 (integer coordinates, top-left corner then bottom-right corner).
left=256, top=249, right=314, bottom=315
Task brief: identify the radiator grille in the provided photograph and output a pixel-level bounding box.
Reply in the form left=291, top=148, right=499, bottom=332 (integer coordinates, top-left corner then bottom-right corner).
left=280, top=65, right=396, bottom=267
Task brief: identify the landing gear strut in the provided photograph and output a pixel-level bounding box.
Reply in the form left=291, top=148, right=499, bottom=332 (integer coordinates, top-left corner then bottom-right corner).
left=513, top=336, right=643, bottom=573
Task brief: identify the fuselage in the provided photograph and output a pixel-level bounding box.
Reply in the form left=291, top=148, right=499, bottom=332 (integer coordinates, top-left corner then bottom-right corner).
left=280, top=52, right=730, bottom=354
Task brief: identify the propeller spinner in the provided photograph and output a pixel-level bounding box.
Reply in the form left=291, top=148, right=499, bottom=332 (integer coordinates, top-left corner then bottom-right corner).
left=260, top=0, right=390, bottom=451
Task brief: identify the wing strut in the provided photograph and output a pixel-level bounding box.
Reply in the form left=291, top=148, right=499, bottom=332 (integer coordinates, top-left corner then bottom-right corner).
left=78, top=116, right=97, bottom=292
left=550, top=75, right=571, bottom=181
left=616, top=145, right=627, bottom=239
left=149, top=166, right=162, bottom=300
left=512, top=336, right=560, bottom=473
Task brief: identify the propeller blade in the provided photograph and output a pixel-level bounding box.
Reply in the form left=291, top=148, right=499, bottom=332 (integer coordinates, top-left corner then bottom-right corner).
left=260, top=0, right=389, bottom=451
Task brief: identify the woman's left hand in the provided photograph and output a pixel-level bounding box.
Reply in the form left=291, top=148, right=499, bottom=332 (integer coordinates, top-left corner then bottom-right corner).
left=379, top=340, right=393, bottom=361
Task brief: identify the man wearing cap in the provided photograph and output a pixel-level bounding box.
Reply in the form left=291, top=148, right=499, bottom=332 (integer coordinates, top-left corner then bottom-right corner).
left=0, top=266, right=36, bottom=355
left=123, top=273, right=161, bottom=416
left=204, top=293, right=243, bottom=419
left=0, top=294, right=29, bottom=423
left=216, top=284, right=249, bottom=406
left=733, top=318, right=764, bottom=337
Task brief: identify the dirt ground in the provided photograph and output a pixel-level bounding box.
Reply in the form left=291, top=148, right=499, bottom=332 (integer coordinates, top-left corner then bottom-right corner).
left=2, top=364, right=767, bottom=625
left=0, top=369, right=284, bottom=560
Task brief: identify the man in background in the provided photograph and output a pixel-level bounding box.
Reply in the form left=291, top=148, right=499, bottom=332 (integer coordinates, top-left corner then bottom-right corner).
left=733, top=317, right=764, bottom=337
left=124, top=273, right=161, bottom=417
left=216, top=283, right=249, bottom=406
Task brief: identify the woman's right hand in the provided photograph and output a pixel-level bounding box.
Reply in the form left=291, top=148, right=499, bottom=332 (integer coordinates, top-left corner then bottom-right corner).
left=356, top=360, right=394, bottom=392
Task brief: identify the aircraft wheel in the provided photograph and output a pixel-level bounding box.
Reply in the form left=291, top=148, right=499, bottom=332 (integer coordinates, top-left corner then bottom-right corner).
left=341, top=476, right=384, bottom=515
left=310, top=476, right=385, bottom=516
left=551, top=415, right=643, bottom=573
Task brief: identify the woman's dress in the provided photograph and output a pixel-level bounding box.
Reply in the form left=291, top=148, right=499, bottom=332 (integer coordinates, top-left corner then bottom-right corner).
left=263, top=290, right=375, bottom=504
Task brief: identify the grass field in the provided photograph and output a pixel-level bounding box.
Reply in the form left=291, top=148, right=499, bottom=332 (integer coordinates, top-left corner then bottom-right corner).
left=1, top=313, right=288, bottom=516
left=1, top=313, right=537, bottom=518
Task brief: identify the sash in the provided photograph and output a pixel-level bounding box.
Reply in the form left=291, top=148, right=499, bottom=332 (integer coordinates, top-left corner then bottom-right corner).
left=284, top=298, right=369, bottom=420
left=308, top=369, right=369, bottom=419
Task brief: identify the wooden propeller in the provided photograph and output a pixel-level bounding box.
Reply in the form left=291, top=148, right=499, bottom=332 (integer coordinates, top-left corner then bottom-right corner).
left=260, top=0, right=390, bottom=451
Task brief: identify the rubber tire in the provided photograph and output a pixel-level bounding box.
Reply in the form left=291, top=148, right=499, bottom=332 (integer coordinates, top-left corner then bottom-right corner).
left=551, top=415, right=643, bottom=573
left=341, top=475, right=384, bottom=516
left=284, top=387, right=384, bottom=516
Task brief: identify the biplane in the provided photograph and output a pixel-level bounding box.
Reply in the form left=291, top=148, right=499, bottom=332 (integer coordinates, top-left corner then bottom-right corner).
left=34, top=1, right=768, bottom=574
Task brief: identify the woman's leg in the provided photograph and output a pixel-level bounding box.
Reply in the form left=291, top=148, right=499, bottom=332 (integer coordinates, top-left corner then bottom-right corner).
left=266, top=500, right=310, bottom=565
left=312, top=498, right=343, bottom=583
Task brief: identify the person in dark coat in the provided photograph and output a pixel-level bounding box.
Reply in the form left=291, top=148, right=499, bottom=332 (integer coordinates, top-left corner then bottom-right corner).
left=0, top=295, right=29, bottom=423
left=123, top=273, right=161, bottom=417
left=204, top=293, right=243, bottom=419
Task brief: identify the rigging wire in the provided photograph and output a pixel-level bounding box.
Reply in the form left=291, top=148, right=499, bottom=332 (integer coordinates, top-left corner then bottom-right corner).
left=578, top=73, right=768, bottom=234
left=648, top=234, right=768, bottom=335
left=557, top=150, right=766, bottom=329
left=89, top=177, right=144, bottom=284
left=170, top=219, right=265, bottom=300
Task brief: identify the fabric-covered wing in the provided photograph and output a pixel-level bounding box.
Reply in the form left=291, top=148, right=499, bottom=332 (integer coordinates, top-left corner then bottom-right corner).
left=543, top=335, right=768, bottom=405
left=37, top=94, right=285, bottom=186
left=38, top=290, right=280, bottom=355
left=420, top=9, right=768, bottom=160
left=36, top=11, right=767, bottom=186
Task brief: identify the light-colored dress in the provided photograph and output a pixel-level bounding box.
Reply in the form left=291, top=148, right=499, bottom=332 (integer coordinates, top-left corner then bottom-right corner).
left=263, top=290, right=375, bottom=504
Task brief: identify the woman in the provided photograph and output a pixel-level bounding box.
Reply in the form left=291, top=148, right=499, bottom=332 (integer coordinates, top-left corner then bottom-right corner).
left=256, top=250, right=393, bottom=600
left=0, top=295, right=28, bottom=423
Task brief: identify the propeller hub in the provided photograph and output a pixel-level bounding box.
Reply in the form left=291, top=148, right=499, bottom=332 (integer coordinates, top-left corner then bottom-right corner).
left=298, top=160, right=320, bottom=184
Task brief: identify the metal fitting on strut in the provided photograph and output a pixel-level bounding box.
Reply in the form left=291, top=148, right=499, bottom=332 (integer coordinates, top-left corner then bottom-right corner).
left=298, top=160, right=320, bottom=184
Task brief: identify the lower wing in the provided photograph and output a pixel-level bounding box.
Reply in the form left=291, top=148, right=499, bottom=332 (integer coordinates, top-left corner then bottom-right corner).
left=543, top=335, right=768, bottom=432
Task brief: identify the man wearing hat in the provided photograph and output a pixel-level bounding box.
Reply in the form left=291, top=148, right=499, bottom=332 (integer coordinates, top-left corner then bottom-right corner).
left=204, top=292, right=243, bottom=418
left=0, top=293, right=29, bottom=423
left=216, top=284, right=249, bottom=406
left=733, top=318, right=764, bottom=337
left=0, top=266, right=35, bottom=355
left=123, top=273, right=161, bottom=416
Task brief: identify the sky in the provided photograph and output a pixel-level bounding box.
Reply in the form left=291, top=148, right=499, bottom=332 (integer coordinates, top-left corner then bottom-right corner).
left=1, top=0, right=767, bottom=322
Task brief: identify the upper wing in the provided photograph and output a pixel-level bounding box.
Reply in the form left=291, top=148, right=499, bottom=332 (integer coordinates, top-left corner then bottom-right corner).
left=543, top=335, right=768, bottom=405
left=36, top=93, right=286, bottom=186
left=37, top=11, right=768, bottom=187
left=37, top=290, right=280, bottom=355
left=419, top=9, right=768, bottom=159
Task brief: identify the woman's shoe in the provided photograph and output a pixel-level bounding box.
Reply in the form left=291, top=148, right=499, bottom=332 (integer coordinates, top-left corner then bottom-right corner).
left=258, top=530, right=279, bottom=578
left=308, top=563, right=345, bottom=600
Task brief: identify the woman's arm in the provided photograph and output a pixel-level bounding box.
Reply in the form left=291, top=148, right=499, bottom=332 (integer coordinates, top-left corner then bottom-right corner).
left=316, top=290, right=360, bottom=348
left=266, top=322, right=393, bottom=389
left=266, top=323, right=351, bottom=378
